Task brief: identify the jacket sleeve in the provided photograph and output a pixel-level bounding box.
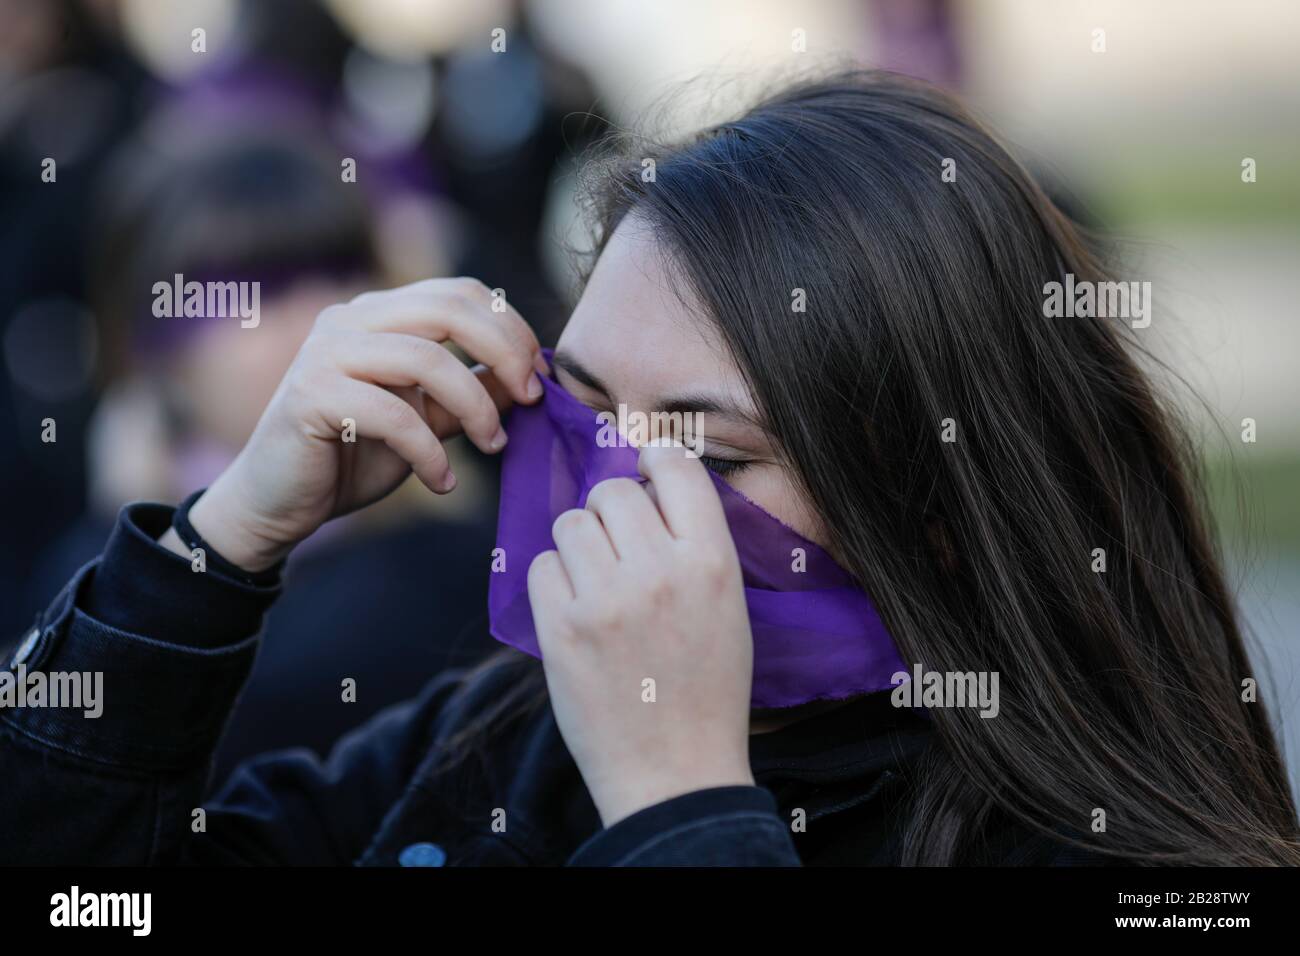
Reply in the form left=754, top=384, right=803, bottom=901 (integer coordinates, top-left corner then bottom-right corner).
left=0, top=501, right=458, bottom=865
left=566, top=785, right=802, bottom=866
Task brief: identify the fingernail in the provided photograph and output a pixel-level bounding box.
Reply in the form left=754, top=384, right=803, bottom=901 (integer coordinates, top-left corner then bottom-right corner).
left=533, top=352, right=549, bottom=375
left=438, top=470, right=458, bottom=493
left=526, top=374, right=544, bottom=399
left=489, top=427, right=508, bottom=451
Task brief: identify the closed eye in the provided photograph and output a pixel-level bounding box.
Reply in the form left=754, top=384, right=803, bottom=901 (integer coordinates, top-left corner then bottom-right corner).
left=698, top=454, right=751, bottom=477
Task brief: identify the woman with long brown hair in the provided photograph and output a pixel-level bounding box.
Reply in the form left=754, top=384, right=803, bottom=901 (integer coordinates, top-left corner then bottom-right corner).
left=4, top=70, right=1296, bottom=866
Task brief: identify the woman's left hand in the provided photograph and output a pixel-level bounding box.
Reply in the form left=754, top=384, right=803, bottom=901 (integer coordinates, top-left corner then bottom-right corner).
left=527, top=442, right=756, bottom=827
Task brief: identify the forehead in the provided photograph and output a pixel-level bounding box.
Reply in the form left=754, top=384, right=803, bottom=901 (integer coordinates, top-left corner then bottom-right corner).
left=557, top=215, right=750, bottom=406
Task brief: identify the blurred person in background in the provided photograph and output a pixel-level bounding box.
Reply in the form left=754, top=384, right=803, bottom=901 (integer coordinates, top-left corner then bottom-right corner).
left=2, top=0, right=604, bottom=642
left=0, top=0, right=152, bottom=636
left=223, top=0, right=603, bottom=342
left=31, top=103, right=496, bottom=781
left=425, top=0, right=605, bottom=344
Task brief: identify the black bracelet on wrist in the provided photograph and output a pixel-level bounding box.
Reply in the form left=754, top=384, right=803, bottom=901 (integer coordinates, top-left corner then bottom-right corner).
left=172, top=488, right=285, bottom=588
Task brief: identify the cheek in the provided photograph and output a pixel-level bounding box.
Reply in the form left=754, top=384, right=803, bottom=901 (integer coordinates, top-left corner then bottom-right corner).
left=726, top=466, right=830, bottom=550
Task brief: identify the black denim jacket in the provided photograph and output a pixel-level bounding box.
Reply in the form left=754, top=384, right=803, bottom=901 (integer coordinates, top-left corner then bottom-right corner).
left=0, top=503, right=1100, bottom=866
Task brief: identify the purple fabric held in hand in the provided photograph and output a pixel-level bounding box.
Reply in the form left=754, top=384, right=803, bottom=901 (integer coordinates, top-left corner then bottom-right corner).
left=487, top=352, right=905, bottom=708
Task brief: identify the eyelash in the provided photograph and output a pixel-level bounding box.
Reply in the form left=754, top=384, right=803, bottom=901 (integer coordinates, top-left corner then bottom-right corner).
left=699, top=455, right=751, bottom=477
left=556, top=370, right=753, bottom=478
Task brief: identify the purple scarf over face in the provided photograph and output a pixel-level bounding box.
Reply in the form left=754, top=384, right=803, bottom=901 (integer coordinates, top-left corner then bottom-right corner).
left=487, top=353, right=905, bottom=708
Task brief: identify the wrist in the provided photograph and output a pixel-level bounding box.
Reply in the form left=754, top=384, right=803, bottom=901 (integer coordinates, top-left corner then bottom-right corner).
left=185, top=480, right=293, bottom=574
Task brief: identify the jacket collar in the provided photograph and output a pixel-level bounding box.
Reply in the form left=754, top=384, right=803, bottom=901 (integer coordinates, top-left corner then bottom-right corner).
left=751, top=690, right=932, bottom=773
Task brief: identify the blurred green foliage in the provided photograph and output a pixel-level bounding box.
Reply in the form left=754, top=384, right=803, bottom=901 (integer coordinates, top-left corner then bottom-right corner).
left=1205, top=453, right=1300, bottom=556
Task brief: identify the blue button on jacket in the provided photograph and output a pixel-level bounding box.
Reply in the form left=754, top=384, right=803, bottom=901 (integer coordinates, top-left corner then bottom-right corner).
left=399, top=843, right=447, bottom=867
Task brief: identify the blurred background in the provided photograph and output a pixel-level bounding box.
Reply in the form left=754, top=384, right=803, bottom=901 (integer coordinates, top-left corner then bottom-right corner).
left=2, top=0, right=1297, bottom=792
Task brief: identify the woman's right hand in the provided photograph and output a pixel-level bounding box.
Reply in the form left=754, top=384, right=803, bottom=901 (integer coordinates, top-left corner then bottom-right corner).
left=175, top=278, right=546, bottom=572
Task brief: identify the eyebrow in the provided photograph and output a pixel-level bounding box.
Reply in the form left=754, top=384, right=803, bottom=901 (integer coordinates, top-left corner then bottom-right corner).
left=552, top=349, right=612, bottom=397
left=552, top=348, right=769, bottom=432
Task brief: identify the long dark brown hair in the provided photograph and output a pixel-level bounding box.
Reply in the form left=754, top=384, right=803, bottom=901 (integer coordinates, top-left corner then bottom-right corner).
left=464, top=69, right=1300, bottom=865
